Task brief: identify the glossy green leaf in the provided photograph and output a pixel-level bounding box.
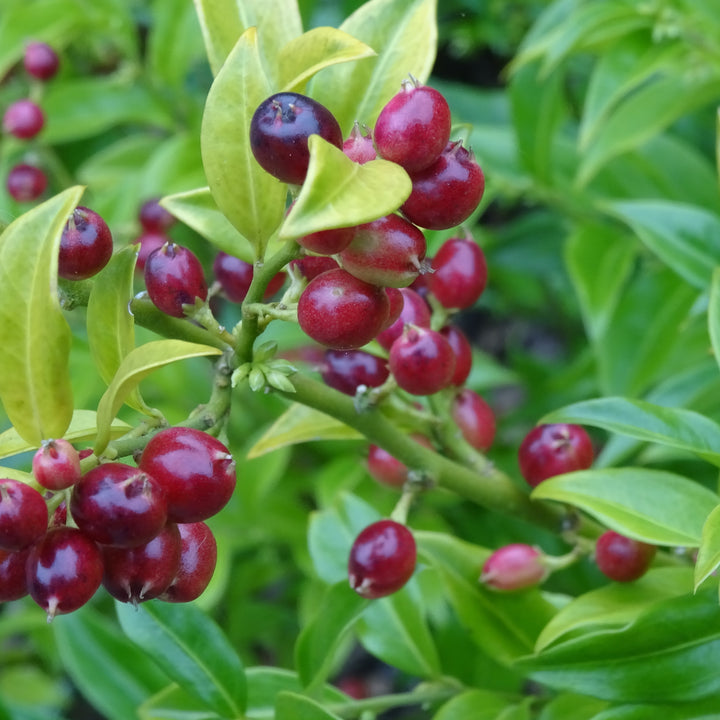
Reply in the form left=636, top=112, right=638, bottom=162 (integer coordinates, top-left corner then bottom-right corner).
left=93, top=340, right=222, bottom=455
left=695, top=505, right=720, bottom=590
left=607, top=200, right=720, bottom=289
left=710, top=268, right=720, bottom=373
left=517, top=589, right=720, bottom=703
left=139, top=684, right=221, bottom=720
left=247, top=403, right=363, bottom=459
left=0, top=186, right=84, bottom=446
left=592, top=696, right=720, bottom=720
left=201, top=27, right=286, bottom=257
left=531, top=468, right=718, bottom=546
left=537, top=693, right=609, bottom=720
left=535, top=567, right=694, bottom=651
left=295, top=581, right=368, bottom=689
left=279, top=26, right=375, bottom=92
left=275, top=692, right=342, bottom=720
left=309, top=0, right=438, bottom=133
left=54, top=606, right=169, bottom=720
left=543, top=396, right=720, bottom=465
left=116, top=600, right=246, bottom=718
left=433, top=689, right=511, bottom=720
left=161, top=188, right=253, bottom=261
left=279, top=135, right=411, bottom=239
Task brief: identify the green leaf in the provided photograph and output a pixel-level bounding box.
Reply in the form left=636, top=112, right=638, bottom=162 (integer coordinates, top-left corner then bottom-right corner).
left=246, top=404, right=363, bottom=459
left=139, top=684, right=222, bottom=720
left=279, top=135, right=411, bottom=239
left=201, top=27, right=286, bottom=257
left=537, top=693, right=609, bottom=720
left=116, top=600, right=246, bottom=718
left=309, top=0, right=438, bottom=133
left=710, top=268, right=720, bottom=373
left=54, top=606, right=169, bottom=720
left=531, top=468, right=719, bottom=546
left=0, top=186, right=84, bottom=446
left=433, top=689, right=511, bottom=720
left=0, top=467, right=39, bottom=485
left=275, top=692, right=342, bottom=720
left=543, top=396, right=720, bottom=466
left=592, top=695, right=720, bottom=720
left=93, top=340, right=222, bottom=455
left=695, top=505, right=720, bottom=590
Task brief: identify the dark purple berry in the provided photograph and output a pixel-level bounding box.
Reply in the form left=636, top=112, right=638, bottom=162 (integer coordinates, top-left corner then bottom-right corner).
left=138, top=197, right=176, bottom=233
left=595, top=531, right=656, bottom=582
left=58, top=206, right=113, bottom=280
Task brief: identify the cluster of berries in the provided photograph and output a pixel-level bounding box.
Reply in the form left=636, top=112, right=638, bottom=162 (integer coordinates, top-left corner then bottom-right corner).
left=3, top=42, right=59, bottom=203
left=0, top=427, right=235, bottom=620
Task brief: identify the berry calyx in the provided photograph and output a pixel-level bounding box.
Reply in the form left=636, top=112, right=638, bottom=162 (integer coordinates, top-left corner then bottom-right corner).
left=480, top=544, right=548, bottom=591
left=58, top=206, right=114, bottom=281
left=429, top=237, right=488, bottom=310
left=144, top=243, right=208, bottom=317
left=32, top=438, right=82, bottom=490
left=0, top=479, right=48, bottom=551
left=343, top=122, right=377, bottom=164
left=6, top=163, right=47, bottom=202
left=2, top=99, right=45, bottom=140
left=451, top=389, right=496, bottom=452
left=23, top=42, right=60, bottom=81
left=348, top=520, right=416, bottom=598
left=595, top=531, right=656, bottom=582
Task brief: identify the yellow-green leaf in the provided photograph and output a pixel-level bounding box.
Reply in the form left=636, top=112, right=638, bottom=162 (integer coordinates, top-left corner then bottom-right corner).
left=695, top=505, right=720, bottom=590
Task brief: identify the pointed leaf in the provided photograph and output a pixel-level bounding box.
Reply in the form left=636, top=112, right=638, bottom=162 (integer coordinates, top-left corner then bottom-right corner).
left=139, top=684, right=220, bottom=720
left=531, top=468, right=718, bottom=546
left=275, top=692, right=342, bottom=720
left=0, top=186, right=84, bottom=445
left=93, top=340, right=222, bottom=455
left=695, top=505, right=720, bottom=590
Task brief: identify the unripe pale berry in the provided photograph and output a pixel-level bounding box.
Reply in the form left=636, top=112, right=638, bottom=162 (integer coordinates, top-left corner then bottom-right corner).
left=480, top=544, right=548, bottom=591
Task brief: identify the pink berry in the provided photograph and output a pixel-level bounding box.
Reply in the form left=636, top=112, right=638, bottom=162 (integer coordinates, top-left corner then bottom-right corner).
left=0, top=479, right=48, bottom=551
left=321, top=349, right=389, bottom=396
left=32, top=438, right=82, bottom=490
left=58, top=206, right=114, bottom=281
left=343, top=122, right=377, bottom=164
left=144, top=243, right=208, bottom=317
left=429, top=237, right=488, bottom=310
left=2, top=99, right=45, bottom=140
left=595, top=531, right=656, bottom=582
left=213, top=252, right=285, bottom=303
left=480, top=544, right=548, bottom=591
left=23, top=42, right=60, bottom=81
left=451, top=389, right=496, bottom=452
left=138, top=197, right=175, bottom=233
left=376, top=287, right=431, bottom=351
left=6, top=163, right=47, bottom=202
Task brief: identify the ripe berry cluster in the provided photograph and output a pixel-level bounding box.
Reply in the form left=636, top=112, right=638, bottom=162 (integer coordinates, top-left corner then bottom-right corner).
left=0, top=428, right=235, bottom=620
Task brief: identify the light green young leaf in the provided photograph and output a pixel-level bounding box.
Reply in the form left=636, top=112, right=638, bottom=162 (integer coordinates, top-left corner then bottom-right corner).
left=0, top=186, right=84, bottom=446
left=710, top=268, right=720, bottom=373
left=275, top=692, right=343, bottom=720
left=201, top=27, right=286, bottom=258
left=139, top=684, right=220, bottom=720
left=433, top=689, right=511, bottom=720
left=93, top=340, right=222, bottom=455
left=695, top=505, right=720, bottom=590
left=531, top=468, right=718, bottom=546
left=0, top=467, right=39, bottom=486
left=279, top=135, right=411, bottom=239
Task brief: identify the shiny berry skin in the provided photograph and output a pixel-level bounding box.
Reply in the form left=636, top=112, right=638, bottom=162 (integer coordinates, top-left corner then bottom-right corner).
left=2, top=99, right=45, bottom=139
left=32, top=438, right=82, bottom=491
left=102, top=523, right=181, bottom=604
left=250, top=92, right=343, bottom=185
left=376, top=287, right=431, bottom=351
left=389, top=325, right=456, bottom=396
left=367, top=434, right=433, bottom=488
left=58, top=206, right=114, bottom=280
left=6, top=163, right=47, bottom=202
left=595, top=531, right=656, bottom=582
left=451, top=389, right=496, bottom=452
left=349, top=520, right=416, bottom=598
left=138, top=197, right=175, bottom=233
left=0, top=479, right=48, bottom=551
left=23, top=42, right=60, bottom=80
left=132, top=231, right=170, bottom=273
left=429, top=237, right=488, bottom=309
left=339, top=214, right=427, bottom=288
left=343, top=122, right=377, bottom=164
left=321, top=349, right=389, bottom=396
left=401, top=141, right=485, bottom=230
left=70, top=463, right=168, bottom=548
left=480, top=544, right=548, bottom=591
left=139, top=427, right=236, bottom=524
left=297, top=225, right=355, bottom=255
left=381, top=287, right=404, bottom=332
left=441, top=325, right=473, bottom=386
left=26, top=527, right=103, bottom=619
left=374, top=80, right=451, bottom=172
left=298, top=268, right=390, bottom=350
left=289, top=255, right=338, bottom=281
left=159, top=521, right=218, bottom=602
left=144, top=243, right=208, bottom=317
left=213, top=252, right=285, bottom=303
left=0, top=548, right=31, bottom=601
left=518, top=423, right=594, bottom=488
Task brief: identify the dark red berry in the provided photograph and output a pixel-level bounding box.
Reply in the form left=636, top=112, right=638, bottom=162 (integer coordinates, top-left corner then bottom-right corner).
left=298, top=268, right=390, bottom=350
left=0, top=547, right=31, bottom=601
left=381, top=287, right=405, bottom=332
left=250, top=92, right=343, bottom=185
left=138, top=197, right=175, bottom=233
left=58, top=206, right=114, bottom=281
left=132, top=232, right=170, bottom=273
left=451, top=389, right=496, bottom=451
left=6, top=163, right=47, bottom=202
left=70, top=463, right=168, bottom=548
left=595, top=531, right=656, bottom=582
left=518, top=423, right=594, bottom=488
left=26, top=527, right=103, bottom=619
left=158, top=521, right=217, bottom=602
left=367, top=434, right=433, bottom=488
left=32, top=438, right=82, bottom=491
left=429, top=237, right=487, bottom=309
left=2, top=99, right=45, bottom=139
left=144, top=243, right=208, bottom=317
left=480, top=544, right=548, bottom=591
left=376, top=287, right=431, bottom=351
left=388, top=325, right=456, bottom=396
left=213, top=252, right=285, bottom=303
left=441, top=325, right=473, bottom=386
left=321, top=349, right=389, bottom=396
left=50, top=501, right=67, bottom=528
left=0, top=479, right=48, bottom=551
left=139, top=427, right=236, bottom=524
left=348, top=519, right=416, bottom=598
left=297, top=225, right=355, bottom=255
left=374, top=80, right=451, bottom=172
left=401, top=141, right=485, bottom=230
left=289, top=255, right=339, bottom=281
left=343, top=122, right=377, bottom=164
left=23, top=42, right=60, bottom=81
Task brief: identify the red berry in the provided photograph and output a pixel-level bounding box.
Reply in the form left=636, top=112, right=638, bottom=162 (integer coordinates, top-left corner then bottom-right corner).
left=480, top=544, right=548, bottom=591
left=348, top=520, right=416, bottom=599
left=0, top=547, right=31, bottom=601
left=440, top=325, right=473, bottom=386
left=2, top=99, right=45, bottom=139
left=297, top=225, right=355, bottom=255
left=0, top=479, right=48, bottom=551
left=132, top=231, right=170, bottom=273
left=401, top=141, right=485, bottom=230
left=250, top=92, right=343, bottom=185
left=343, top=122, right=377, bottom=164
left=367, top=434, right=433, bottom=488
left=518, top=423, right=594, bottom=488
left=139, top=427, right=236, bottom=524
left=595, top=531, right=656, bottom=582
left=32, top=438, right=82, bottom=490
left=6, top=163, right=47, bottom=202
left=381, top=287, right=404, bottom=332
left=213, top=252, right=285, bottom=303
left=451, top=389, right=496, bottom=452
left=429, top=237, right=488, bottom=309
left=289, top=255, right=339, bottom=281
left=144, top=243, right=208, bottom=317
left=138, top=197, right=175, bottom=233
left=298, top=268, right=390, bottom=350
left=376, top=287, right=431, bottom=351
left=70, top=463, right=168, bottom=548
left=388, top=325, right=456, bottom=396
left=374, top=80, right=451, bottom=173
left=58, top=206, right=114, bottom=280
left=23, top=42, right=60, bottom=81
left=321, top=349, right=389, bottom=396
left=26, top=527, right=103, bottom=619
